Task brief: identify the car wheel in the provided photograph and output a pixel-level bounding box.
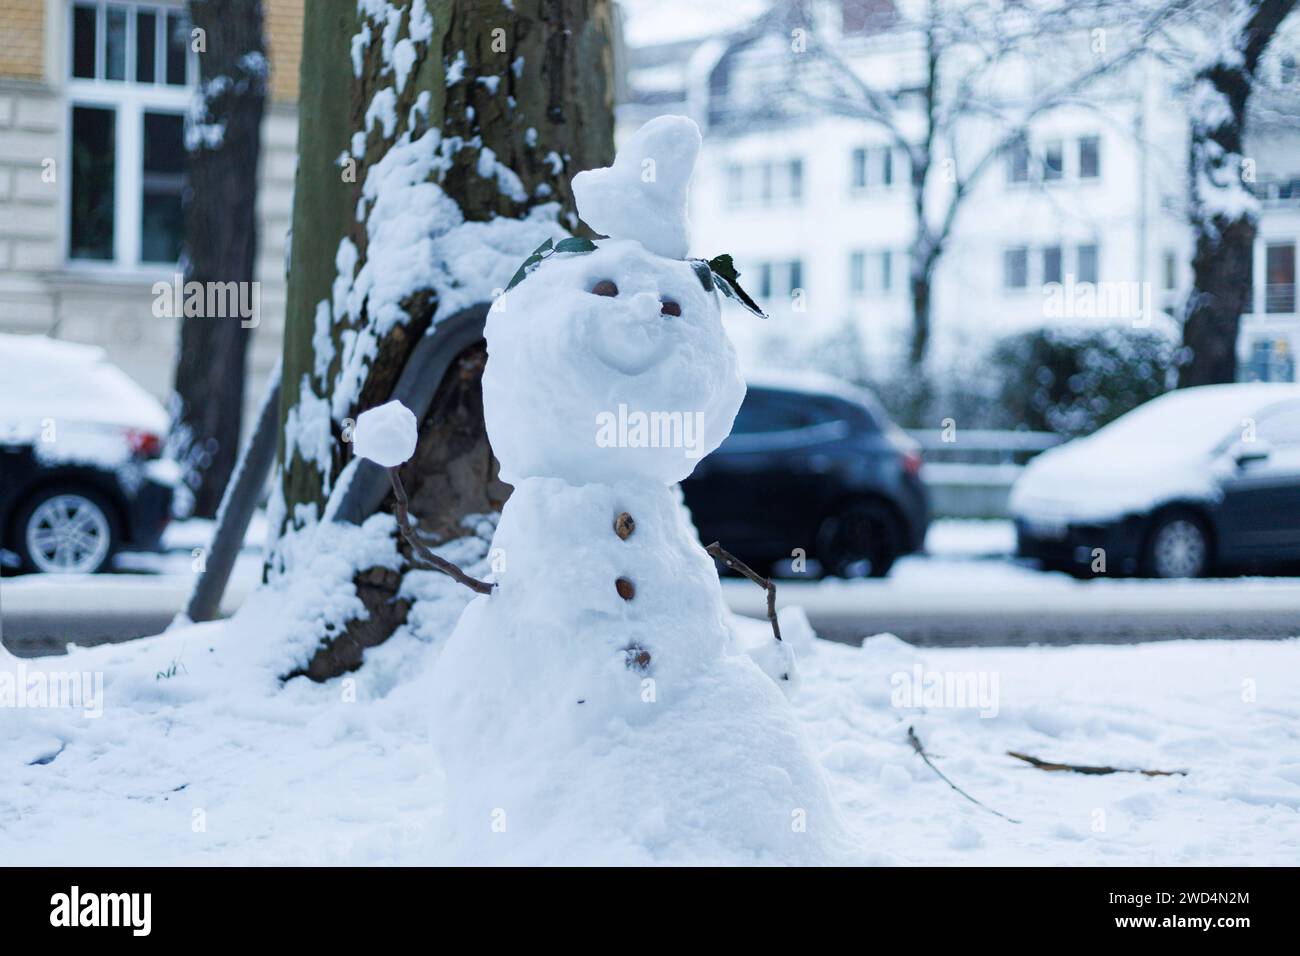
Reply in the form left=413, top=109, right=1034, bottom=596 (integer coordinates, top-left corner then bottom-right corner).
left=818, top=501, right=899, bottom=578
left=16, top=488, right=116, bottom=574
left=1145, top=512, right=1210, bottom=579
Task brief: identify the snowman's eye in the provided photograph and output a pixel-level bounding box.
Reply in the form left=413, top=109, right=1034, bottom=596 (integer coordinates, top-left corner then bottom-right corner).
left=590, top=279, right=619, bottom=297
left=660, top=299, right=681, bottom=317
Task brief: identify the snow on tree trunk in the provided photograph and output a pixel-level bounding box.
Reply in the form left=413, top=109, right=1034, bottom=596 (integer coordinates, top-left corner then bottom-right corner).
left=272, top=0, right=615, bottom=679
left=1179, top=0, right=1297, bottom=387
left=169, top=0, right=267, bottom=518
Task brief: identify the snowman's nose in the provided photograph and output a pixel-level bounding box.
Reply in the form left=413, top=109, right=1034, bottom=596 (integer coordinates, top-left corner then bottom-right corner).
left=627, top=291, right=661, bottom=320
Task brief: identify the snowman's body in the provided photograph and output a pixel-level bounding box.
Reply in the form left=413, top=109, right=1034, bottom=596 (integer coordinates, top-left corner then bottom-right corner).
left=427, top=118, right=854, bottom=864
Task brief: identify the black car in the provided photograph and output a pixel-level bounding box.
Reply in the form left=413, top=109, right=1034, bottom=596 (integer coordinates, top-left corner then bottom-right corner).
left=682, top=372, right=929, bottom=577
left=1, top=334, right=178, bottom=574
left=1012, top=383, right=1300, bottom=578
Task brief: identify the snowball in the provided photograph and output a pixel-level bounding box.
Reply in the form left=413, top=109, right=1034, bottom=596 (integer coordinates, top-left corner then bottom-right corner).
left=352, top=399, right=417, bottom=467
left=571, top=115, right=701, bottom=259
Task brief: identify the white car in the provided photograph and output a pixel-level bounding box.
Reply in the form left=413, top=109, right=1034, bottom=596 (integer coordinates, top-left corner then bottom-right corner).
left=1010, top=383, right=1300, bottom=578
left=0, top=334, right=181, bottom=573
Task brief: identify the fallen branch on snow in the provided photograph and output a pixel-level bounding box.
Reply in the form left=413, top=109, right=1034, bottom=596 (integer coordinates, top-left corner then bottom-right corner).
left=387, top=468, right=495, bottom=595
left=1007, top=751, right=1187, bottom=777
left=908, top=726, right=1020, bottom=824
left=706, top=541, right=781, bottom=643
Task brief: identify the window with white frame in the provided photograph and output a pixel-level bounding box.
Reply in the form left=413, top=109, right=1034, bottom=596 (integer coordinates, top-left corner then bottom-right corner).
left=1075, top=243, right=1099, bottom=284
left=1078, top=135, right=1101, bottom=179
left=1041, top=245, right=1062, bottom=285
left=1003, top=247, right=1029, bottom=289
left=725, top=159, right=803, bottom=208
left=67, top=1, right=194, bottom=267
left=755, top=259, right=803, bottom=301
left=1041, top=140, right=1064, bottom=181
left=1005, top=138, right=1030, bottom=185
left=849, top=250, right=893, bottom=296
left=851, top=146, right=900, bottom=192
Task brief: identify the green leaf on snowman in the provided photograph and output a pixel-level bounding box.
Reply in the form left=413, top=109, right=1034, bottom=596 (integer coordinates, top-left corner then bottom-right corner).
left=554, top=236, right=598, bottom=253
left=505, top=236, right=598, bottom=291
left=697, top=254, right=767, bottom=318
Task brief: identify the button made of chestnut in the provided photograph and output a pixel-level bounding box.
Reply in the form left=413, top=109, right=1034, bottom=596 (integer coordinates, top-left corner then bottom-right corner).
left=615, top=577, right=635, bottom=601
left=660, top=299, right=681, bottom=316
left=614, top=511, right=635, bottom=540
left=591, top=279, right=618, bottom=297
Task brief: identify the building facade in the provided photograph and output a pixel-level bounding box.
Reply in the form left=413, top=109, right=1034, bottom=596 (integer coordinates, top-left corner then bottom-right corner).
left=620, top=0, right=1300, bottom=382
left=0, top=0, right=302, bottom=422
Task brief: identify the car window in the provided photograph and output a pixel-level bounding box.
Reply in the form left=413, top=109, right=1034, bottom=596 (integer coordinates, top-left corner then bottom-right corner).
left=1253, top=401, right=1300, bottom=447
left=733, top=389, right=839, bottom=434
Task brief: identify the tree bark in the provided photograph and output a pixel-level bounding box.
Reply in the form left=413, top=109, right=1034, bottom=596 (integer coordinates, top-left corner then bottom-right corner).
left=275, top=0, right=615, bottom=679
left=170, top=0, right=267, bottom=518
left=1179, top=0, right=1297, bottom=387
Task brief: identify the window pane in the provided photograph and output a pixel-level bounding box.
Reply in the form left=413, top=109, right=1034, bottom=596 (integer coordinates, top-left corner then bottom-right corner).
left=881, top=147, right=892, bottom=187
left=1042, top=246, right=1062, bottom=285
left=1007, top=140, right=1029, bottom=184
left=136, top=10, right=157, bottom=82
left=70, top=106, right=116, bottom=260
left=789, top=260, right=803, bottom=295
left=1043, top=141, right=1064, bottom=180
left=852, top=148, right=866, bottom=189
left=1266, top=243, right=1296, bottom=314
left=1077, top=244, right=1099, bottom=283
left=166, top=10, right=189, bottom=85
left=789, top=159, right=803, bottom=202
left=850, top=252, right=864, bottom=295
left=1079, top=136, right=1100, bottom=179
left=141, top=111, right=186, bottom=263
left=759, top=263, right=772, bottom=299
left=1004, top=248, right=1028, bottom=288
left=1163, top=251, right=1176, bottom=290
left=105, top=5, right=127, bottom=81
left=879, top=251, right=892, bottom=292
left=72, top=4, right=97, bottom=79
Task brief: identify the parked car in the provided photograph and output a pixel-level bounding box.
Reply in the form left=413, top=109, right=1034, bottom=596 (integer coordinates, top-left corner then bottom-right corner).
left=681, top=370, right=928, bottom=577
left=0, top=334, right=179, bottom=574
left=1011, top=383, right=1300, bottom=578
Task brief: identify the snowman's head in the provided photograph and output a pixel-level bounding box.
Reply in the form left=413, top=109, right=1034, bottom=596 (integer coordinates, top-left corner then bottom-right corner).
left=482, top=116, right=744, bottom=486
left=483, top=238, right=744, bottom=485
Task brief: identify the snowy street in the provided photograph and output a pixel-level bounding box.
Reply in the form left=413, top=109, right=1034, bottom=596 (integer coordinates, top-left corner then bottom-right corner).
left=6, top=519, right=1300, bottom=655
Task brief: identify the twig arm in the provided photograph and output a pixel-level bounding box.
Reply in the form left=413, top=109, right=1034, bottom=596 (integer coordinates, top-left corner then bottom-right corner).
left=706, top=541, right=781, bottom=642
left=387, top=468, right=494, bottom=595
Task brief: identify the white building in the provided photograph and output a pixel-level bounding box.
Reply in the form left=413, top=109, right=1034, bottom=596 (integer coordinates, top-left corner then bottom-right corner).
left=620, top=0, right=1300, bottom=382
left=0, top=0, right=302, bottom=421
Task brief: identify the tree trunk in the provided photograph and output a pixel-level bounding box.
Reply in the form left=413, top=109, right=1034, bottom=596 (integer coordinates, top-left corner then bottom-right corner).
left=170, top=0, right=267, bottom=517
left=275, top=0, right=615, bottom=679
left=1179, top=0, right=1297, bottom=387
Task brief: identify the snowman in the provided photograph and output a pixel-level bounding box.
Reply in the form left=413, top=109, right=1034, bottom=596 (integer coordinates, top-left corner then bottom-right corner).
left=366, top=116, right=856, bottom=864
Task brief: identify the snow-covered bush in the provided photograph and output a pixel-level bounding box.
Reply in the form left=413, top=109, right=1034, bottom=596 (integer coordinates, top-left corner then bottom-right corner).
left=987, top=326, right=1182, bottom=438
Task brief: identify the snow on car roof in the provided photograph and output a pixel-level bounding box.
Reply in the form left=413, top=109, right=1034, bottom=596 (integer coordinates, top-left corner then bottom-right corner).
left=1088, top=382, right=1300, bottom=454
left=0, top=333, right=168, bottom=433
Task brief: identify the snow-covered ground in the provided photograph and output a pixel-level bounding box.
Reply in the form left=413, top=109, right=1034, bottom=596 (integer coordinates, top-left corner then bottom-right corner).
left=3, top=597, right=1295, bottom=865
left=3, top=505, right=1297, bottom=866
